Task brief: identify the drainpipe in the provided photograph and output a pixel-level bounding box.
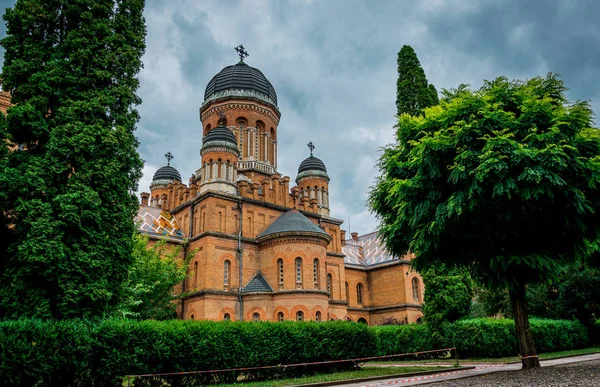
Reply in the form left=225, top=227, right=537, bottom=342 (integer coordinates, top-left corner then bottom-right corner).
left=237, top=198, right=244, bottom=321
left=181, top=203, right=194, bottom=319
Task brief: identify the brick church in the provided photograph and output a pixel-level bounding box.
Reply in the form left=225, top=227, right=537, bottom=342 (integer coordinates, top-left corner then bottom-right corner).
left=135, top=48, right=424, bottom=324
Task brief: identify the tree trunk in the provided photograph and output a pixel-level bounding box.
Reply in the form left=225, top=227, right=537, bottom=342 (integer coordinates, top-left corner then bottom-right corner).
left=508, top=281, right=540, bottom=369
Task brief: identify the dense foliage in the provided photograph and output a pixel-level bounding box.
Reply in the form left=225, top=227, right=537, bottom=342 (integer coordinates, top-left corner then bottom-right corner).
left=395, top=45, right=439, bottom=116
left=0, top=319, right=376, bottom=386
left=371, top=73, right=600, bottom=367
left=115, top=234, right=189, bottom=320
left=471, top=264, right=600, bottom=327
left=374, top=318, right=589, bottom=359
left=0, top=318, right=587, bottom=385
left=0, top=0, right=145, bottom=319
left=422, top=264, right=473, bottom=336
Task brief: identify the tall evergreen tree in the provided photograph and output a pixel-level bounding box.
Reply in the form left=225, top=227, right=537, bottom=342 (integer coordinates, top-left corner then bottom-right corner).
left=396, top=45, right=439, bottom=116
left=0, top=0, right=145, bottom=319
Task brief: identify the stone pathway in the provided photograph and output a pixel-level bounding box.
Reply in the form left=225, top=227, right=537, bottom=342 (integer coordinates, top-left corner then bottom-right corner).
left=332, top=353, right=600, bottom=387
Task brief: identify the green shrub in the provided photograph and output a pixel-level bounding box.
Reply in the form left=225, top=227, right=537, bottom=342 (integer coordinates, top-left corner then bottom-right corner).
left=375, top=318, right=589, bottom=359
left=0, top=319, right=91, bottom=387
left=0, top=319, right=375, bottom=386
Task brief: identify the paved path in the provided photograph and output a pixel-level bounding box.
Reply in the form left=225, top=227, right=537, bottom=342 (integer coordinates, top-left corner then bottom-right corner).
left=333, top=353, right=600, bottom=386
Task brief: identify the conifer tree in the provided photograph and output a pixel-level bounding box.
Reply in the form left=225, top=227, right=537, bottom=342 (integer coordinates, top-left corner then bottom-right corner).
left=0, top=0, right=145, bottom=319
left=396, top=45, right=439, bottom=116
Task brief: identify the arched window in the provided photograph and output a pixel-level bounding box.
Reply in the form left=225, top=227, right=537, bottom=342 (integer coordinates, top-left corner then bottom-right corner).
left=193, top=261, right=198, bottom=289
left=218, top=211, right=223, bottom=232
left=224, top=260, right=231, bottom=289
left=313, top=258, right=320, bottom=289
left=295, top=257, right=303, bottom=288
left=277, top=258, right=284, bottom=289
left=357, top=283, right=364, bottom=305
left=190, top=314, right=195, bottom=320
left=412, top=277, right=420, bottom=301
left=252, top=313, right=260, bottom=322
left=315, top=311, right=322, bottom=322
left=358, top=318, right=368, bottom=325
left=345, top=281, right=349, bottom=301
left=208, top=159, right=213, bottom=179
left=327, top=273, right=332, bottom=299
left=204, top=123, right=211, bottom=135
left=296, top=311, right=304, bottom=321
left=277, top=312, right=284, bottom=322
left=224, top=313, right=231, bottom=321
left=217, top=158, right=222, bottom=179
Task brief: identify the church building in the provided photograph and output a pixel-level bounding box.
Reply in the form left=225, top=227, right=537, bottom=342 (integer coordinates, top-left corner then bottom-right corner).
left=136, top=47, right=424, bottom=324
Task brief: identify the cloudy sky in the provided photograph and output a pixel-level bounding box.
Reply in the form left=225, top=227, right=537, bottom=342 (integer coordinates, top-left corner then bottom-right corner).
left=1, top=0, right=599, bottom=235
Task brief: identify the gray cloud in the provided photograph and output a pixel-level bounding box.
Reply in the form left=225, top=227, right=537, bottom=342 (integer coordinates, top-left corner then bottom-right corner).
left=1, top=0, right=599, bottom=235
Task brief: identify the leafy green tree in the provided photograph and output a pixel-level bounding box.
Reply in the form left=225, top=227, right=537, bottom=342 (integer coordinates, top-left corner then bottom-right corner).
left=422, top=264, right=473, bottom=337
left=116, top=233, right=190, bottom=320
left=370, top=74, right=600, bottom=368
left=0, top=0, right=145, bottom=319
left=396, top=45, right=439, bottom=117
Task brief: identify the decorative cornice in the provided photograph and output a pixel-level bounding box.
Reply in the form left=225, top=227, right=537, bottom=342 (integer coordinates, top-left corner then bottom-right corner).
left=201, top=142, right=239, bottom=155
left=327, top=252, right=346, bottom=258
left=201, top=89, right=279, bottom=113
left=329, top=300, right=349, bottom=306
left=201, top=101, right=280, bottom=125
left=296, top=170, right=330, bottom=183
left=258, top=235, right=330, bottom=248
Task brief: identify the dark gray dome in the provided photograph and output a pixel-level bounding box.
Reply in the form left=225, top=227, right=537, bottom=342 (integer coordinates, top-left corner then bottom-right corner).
left=257, top=210, right=330, bottom=241
left=298, top=155, right=327, bottom=174
left=153, top=165, right=181, bottom=182
left=203, top=125, right=237, bottom=145
left=204, top=62, right=277, bottom=105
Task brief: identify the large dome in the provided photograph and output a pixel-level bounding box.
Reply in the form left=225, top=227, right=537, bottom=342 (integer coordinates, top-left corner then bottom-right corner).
left=153, top=165, right=182, bottom=182
left=204, top=62, right=277, bottom=106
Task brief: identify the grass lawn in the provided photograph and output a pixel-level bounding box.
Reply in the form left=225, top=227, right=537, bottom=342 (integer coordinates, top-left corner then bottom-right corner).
left=367, top=345, right=600, bottom=365
left=214, top=366, right=446, bottom=387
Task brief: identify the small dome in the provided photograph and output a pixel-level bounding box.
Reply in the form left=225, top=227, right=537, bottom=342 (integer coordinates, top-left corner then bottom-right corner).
left=153, top=165, right=181, bottom=182
left=203, top=125, right=237, bottom=145
left=204, top=62, right=277, bottom=106
left=257, top=210, right=330, bottom=241
left=298, top=155, right=327, bottom=174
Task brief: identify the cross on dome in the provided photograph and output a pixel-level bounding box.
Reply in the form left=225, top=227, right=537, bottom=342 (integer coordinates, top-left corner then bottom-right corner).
left=307, top=141, right=315, bottom=156
left=234, top=44, right=249, bottom=62
left=164, top=151, right=174, bottom=166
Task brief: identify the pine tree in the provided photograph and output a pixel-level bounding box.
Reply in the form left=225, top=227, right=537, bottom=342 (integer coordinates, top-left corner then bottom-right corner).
left=0, top=0, right=145, bottom=319
left=395, top=45, right=439, bottom=116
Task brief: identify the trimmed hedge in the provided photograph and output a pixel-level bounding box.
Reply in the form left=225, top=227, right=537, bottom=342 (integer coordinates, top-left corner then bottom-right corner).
left=0, top=318, right=591, bottom=386
left=373, top=318, right=589, bottom=359
left=0, top=319, right=375, bottom=387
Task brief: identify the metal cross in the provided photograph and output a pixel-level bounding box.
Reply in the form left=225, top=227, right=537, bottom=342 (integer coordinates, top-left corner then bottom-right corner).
left=307, top=142, right=315, bottom=156
left=234, top=44, right=249, bottom=62
left=165, top=151, right=174, bottom=166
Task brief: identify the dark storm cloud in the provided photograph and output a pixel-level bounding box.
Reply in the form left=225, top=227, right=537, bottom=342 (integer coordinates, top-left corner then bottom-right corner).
left=1, top=0, right=599, bottom=234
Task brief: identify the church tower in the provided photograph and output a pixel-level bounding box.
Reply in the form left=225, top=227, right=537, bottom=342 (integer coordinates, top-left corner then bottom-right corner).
left=296, top=142, right=330, bottom=216
left=198, top=113, right=239, bottom=195
left=199, top=45, right=280, bottom=183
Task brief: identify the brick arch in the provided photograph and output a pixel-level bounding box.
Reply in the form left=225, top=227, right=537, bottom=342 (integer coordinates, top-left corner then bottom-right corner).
left=310, top=305, right=325, bottom=321
left=273, top=306, right=289, bottom=321
left=357, top=317, right=369, bottom=325
left=290, top=305, right=310, bottom=321
left=187, top=309, right=197, bottom=320
left=221, top=307, right=236, bottom=321
left=328, top=313, right=338, bottom=321
left=247, top=307, right=266, bottom=322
